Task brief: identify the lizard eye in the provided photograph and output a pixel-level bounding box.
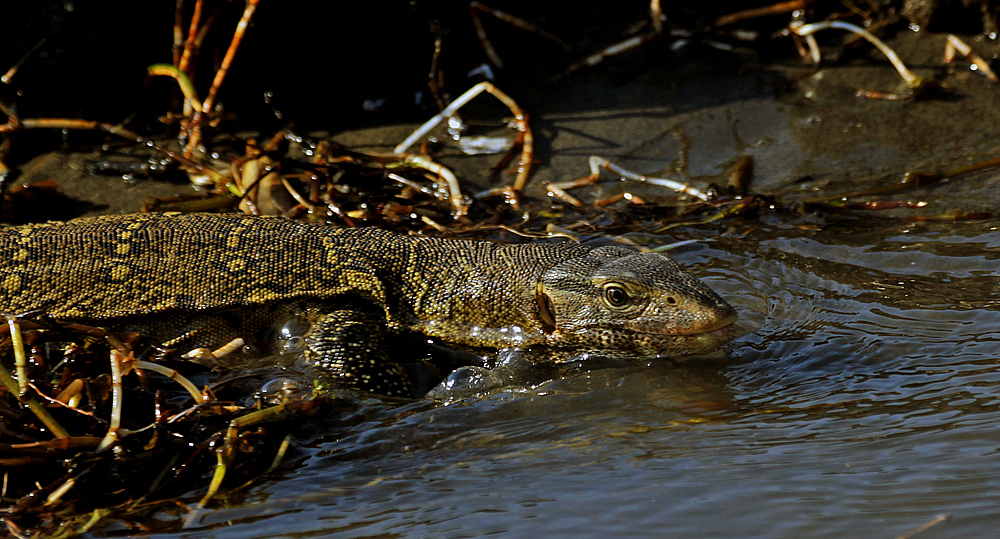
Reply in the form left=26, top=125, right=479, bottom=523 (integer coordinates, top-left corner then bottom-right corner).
left=603, top=284, right=629, bottom=307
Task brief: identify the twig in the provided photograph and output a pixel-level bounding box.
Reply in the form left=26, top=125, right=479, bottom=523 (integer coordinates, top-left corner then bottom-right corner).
left=394, top=81, right=532, bottom=209
left=588, top=156, right=710, bottom=201
left=201, top=0, right=259, bottom=116
left=134, top=360, right=205, bottom=404
left=557, top=30, right=660, bottom=79
left=178, top=0, right=205, bottom=73
left=944, top=34, right=998, bottom=83
left=392, top=154, right=466, bottom=217
left=0, top=360, right=71, bottom=439
left=388, top=172, right=443, bottom=199
left=96, top=349, right=128, bottom=452
left=172, top=0, right=185, bottom=66
left=789, top=20, right=922, bottom=88
left=469, top=1, right=569, bottom=68
left=6, top=315, right=27, bottom=396
left=2, top=38, right=47, bottom=84
left=187, top=403, right=292, bottom=525
left=44, top=477, right=76, bottom=506
left=147, top=64, right=203, bottom=111
left=0, top=315, right=71, bottom=438
left=0, top=117, right=140, bottom=140
left=715, top=0, right=808, bottom=27
left=650, top=0, right=664, bottom=34
left=895, top=514, right=949, bottom=539
left=0, top=108, right=226, bottom=185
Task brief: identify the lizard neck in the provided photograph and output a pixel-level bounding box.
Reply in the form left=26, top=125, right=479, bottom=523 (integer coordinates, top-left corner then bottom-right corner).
left=380, top=237, right=588, bottom=348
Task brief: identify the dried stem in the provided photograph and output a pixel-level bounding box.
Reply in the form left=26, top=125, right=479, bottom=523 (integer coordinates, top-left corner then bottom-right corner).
left=392, top=154, right=466, bottom=217
left=394, top=81, right=533, bottom=211
left=6, top=316, right=27, bottom=396
left=134, top=360, right=204, bottom=404
left=715, top=0, right=807, bottom=27
left=789, top=20, right=921, bottom=88
left=944, top=34, right=998, bottom=83
left=1, top=38, right=47, bottom=85
left=548, top=156, right=710, bottom=203
left=557, top=30, right=659, bottom=79
left=172, top=0, right=185, bottom=66
left=650, top=0, right=663, bottom=34
left=469, top=1, right=569, bottom=69
left=201, top=0, right=259, bottom=116
left=0, top=317, right=70, bottom=439
left=96, top=349, right=128, bottom=452
left=178, top=0, right=205, bottom=74
left=188, top=402, right=292, bottom=525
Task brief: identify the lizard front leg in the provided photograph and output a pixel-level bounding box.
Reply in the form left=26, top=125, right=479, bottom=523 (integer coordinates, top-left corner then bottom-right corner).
left=305, top=309, right=414, bottom=397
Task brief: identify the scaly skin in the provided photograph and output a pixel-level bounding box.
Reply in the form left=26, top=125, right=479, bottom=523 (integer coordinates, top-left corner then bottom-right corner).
left=0, top=212, right=737, bottom=396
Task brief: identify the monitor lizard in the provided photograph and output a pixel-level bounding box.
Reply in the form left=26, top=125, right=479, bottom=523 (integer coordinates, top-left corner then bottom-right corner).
left=0, top=212, right=737, bottom=396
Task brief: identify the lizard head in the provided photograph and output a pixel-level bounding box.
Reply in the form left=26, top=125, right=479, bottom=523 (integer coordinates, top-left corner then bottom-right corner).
left=535, top=245, right=737, bottom=358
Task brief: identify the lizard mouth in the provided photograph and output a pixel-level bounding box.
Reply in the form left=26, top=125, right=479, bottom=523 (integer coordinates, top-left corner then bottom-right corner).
left=637, top=316, right=739, bottom=356
left=554, top=317, right=739, bottom=359
left=697, top=313, right=739, bottom=336
left=651, top=321, right=737, bottom=357
left=688, top=307, right=739, bottom=334
left=698, top=321, right=737, bottom=340
left=624, top=310, right=739, bottom=337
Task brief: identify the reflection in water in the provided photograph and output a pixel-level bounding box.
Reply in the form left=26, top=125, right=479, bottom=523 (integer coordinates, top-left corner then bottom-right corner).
left=175, top=221, right=1000, bottom=539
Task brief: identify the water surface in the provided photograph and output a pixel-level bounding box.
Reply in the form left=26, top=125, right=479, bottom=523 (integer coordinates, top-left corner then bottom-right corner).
left=158, top=218, right=999, bottom=539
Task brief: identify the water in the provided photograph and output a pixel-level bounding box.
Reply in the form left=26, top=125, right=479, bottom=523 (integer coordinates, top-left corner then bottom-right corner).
left=150, top=218, right=999, bottom=539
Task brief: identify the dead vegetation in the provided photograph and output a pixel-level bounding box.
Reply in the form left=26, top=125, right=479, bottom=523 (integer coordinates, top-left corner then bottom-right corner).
left=2, top=1, right=1000, bottom=535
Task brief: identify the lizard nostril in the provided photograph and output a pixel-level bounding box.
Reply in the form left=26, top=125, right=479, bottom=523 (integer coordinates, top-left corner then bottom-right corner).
left=666, top=296, right=677, bottom=305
